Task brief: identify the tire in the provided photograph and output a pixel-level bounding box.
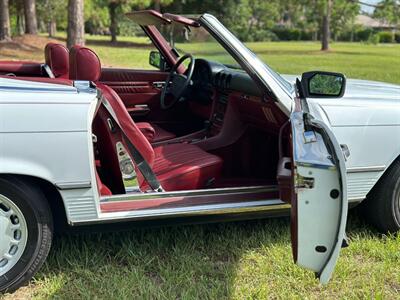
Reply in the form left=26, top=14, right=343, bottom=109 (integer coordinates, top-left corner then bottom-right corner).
left=361, top=159, right=400, bottom=233
left=0, top=176, right=53, bottom=293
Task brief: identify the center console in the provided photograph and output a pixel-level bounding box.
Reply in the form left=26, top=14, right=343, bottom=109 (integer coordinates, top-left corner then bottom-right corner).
left=209, top=92, right=228, bottom=137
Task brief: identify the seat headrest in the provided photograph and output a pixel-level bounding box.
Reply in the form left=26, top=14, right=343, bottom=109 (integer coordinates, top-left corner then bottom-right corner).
left=69, top=45, right=101, bottom=81
left=44, top=43, right=69, bottom=78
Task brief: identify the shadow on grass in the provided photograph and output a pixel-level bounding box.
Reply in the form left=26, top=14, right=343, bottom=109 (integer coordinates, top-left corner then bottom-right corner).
left=28, top=210, right=383, bottom=299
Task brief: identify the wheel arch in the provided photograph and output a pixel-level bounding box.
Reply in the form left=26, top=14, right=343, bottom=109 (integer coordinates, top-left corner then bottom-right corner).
left=0, top=174, right=69, bottom=233
left=367, top=153, right=400, bottom=197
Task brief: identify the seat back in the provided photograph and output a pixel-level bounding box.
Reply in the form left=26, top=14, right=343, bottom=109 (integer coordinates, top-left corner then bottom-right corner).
left=69, top=45, right=155, bottom=193
left=44, top=43, right=69, bottom=78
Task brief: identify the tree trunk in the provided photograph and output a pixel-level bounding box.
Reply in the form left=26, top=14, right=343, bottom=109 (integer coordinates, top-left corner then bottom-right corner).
left=48, top=20, right=56, bottom=37
left=0, top=0, right=11, bottom=41
left=67, top=0, right=85, bottom=49
left=24, top=0, right=38, bottom=34
left=321, top=0, right=331, bottom=51
left=16, top=0, right=25, bottom=36
left=109, top=2, right=118, bottom=43
left=154, top=0, right=161, bottom=11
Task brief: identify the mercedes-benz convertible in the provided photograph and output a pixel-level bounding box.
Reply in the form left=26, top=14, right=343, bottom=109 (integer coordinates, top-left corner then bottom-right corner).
left=0, top=10, right=399, bottom=293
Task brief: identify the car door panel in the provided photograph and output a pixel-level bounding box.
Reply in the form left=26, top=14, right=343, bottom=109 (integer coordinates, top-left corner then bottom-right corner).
left=284, top=98, right=348, bottom=284
left=99, top=68, right=169, bottom=120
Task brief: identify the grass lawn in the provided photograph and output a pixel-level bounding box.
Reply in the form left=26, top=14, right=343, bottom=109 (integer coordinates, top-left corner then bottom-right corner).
left=1, top=35, right=400, bottom=299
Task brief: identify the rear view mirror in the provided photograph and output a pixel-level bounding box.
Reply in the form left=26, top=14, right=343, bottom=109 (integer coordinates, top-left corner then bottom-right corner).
left=300, top=71, right=346, bottom=98
left=149, top=51, right=167, bottom=71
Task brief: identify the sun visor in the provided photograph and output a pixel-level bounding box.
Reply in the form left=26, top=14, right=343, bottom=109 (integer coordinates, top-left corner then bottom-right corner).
left=126, top=10, right=171, bottom=26
left=163, top=13, right=201, bottom=27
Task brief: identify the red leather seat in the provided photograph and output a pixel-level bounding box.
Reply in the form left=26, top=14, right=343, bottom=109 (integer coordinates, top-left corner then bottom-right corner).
left=70, top=45, right=222, bottom=192
left=136, top=122, right=176, bottom=143
left=68, top=44, right=175, bottom=143
left=44, top=43, right=69, bottom=78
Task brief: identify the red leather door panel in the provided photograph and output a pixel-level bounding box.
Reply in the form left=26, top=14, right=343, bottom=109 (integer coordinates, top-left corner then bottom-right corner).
left=100, top=68, right=167, bottom=106
left=99, top=68, right=169, bottom=121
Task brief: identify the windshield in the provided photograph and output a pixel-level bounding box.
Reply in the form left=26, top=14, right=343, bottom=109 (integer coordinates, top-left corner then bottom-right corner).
left=156, top=18, right=292, bottom=92
left=156, top=22, right=241, bottom=69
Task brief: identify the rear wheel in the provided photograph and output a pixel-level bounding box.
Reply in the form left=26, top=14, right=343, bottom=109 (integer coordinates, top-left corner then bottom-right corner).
left=0, top=177, right=53, bottom=293
left=361, top=160, right=400, bottom=233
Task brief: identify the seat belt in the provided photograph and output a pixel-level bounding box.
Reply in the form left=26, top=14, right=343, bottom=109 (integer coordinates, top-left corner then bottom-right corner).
left=100, top=95, right=164, bottom=192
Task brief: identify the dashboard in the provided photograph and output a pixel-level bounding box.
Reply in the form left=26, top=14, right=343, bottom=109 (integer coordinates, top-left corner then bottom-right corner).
left=190, top=58, right=262, bottom=103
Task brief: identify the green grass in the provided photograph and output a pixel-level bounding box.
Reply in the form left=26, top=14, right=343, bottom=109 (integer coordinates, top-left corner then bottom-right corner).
left=1, top=36, right=400, bottom=299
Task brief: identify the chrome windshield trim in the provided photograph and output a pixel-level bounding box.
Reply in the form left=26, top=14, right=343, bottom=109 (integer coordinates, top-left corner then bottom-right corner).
left=100, top=185, right=278, bottom=203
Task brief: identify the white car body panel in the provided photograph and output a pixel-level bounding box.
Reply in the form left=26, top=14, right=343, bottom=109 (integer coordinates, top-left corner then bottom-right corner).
left=284, top=75, right=400, bottom=202
left=0, top=78, right=100, bottom=223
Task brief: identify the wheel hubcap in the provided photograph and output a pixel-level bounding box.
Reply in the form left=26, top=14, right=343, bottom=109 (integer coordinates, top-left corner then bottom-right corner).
left=0, top=194, right=28, bottom=276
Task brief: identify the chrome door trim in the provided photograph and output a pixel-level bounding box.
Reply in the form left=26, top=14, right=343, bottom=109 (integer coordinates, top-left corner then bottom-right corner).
left=56, top=181, right=92, bottom=190
left=72, top=198, right=289, bottom=225
left=100, top=185, right=278, bottom=203
left=346, top=166, right=385, bottom=173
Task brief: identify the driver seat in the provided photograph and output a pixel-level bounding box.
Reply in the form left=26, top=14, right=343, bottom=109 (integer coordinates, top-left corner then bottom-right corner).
left=69, top=45, right=223, bottom=193
left=68, top=45, right=176, bottom=143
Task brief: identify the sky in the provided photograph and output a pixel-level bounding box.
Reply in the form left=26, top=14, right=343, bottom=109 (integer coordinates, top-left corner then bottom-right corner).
left=360, top=0, right=380, bottom=14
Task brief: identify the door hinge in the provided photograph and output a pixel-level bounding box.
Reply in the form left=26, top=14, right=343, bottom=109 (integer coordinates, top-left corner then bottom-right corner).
left=295, top=174, right=315, bottom=189
left=303, top=130, right=317, bottom=143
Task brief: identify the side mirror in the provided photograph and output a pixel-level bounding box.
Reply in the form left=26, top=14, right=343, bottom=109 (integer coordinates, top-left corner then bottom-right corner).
left=149, top=51, right=166, bottom=71
left=300, top=71, right=346, bottom=98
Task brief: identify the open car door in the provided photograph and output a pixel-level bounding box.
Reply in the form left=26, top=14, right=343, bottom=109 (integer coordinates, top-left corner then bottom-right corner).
left=285, top=78, right=348, bottom=283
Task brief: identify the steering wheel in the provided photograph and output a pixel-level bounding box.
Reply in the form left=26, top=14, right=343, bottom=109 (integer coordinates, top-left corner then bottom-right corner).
left=160, top=53, right=195, bottom=110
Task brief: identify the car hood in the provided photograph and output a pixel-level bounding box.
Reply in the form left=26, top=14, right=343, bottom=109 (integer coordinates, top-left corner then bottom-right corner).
left=282, top=74, right=400, bottom=101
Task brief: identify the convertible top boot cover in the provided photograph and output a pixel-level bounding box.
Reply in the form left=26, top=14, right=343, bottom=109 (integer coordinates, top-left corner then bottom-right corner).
left=69, top=45, right=223, bottom=192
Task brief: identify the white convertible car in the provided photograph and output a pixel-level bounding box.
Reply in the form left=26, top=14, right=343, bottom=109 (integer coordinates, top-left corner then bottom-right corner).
left=0, top=11, right=399, bottom=293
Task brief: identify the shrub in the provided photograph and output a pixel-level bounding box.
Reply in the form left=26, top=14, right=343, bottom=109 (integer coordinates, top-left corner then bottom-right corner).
left=355, top=28, right=374, bottom=42
left=272, top=28, right=302, bottom=41
left=395, top=33, right=400, bottom=43
left=367, top=33, right=380, bottom=44
left=251, top=30, right=279, bottom=42
left=378, top=31, right=394, bottom=43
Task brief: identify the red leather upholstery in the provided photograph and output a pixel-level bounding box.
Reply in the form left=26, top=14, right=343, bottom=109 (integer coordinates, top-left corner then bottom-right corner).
left=69, top=45, right=176, bottom=142
left=69, top=45, right=102, bottom=81
left=144, top=144, right=223, bottom=191
left=136, top=122, right=156, bottom=142
left=0, top=61, right=43, bottom=76
left=151, top=124, right=176, bottom=143
left=136, top=122, right=176, bottom=143
left=69, top=45, right=222, bottom=192
left=44, top=43, right=69, bottom=78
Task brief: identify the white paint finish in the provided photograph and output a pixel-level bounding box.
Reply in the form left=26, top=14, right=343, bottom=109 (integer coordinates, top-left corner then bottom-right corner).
left=291, top=109, right=348, bottom=284
left=296, top=166, right=342, bottom=277
left=0, top=78, right=100, bottom=223
left=331, top=126, right=400, bottom=168
left=0, top=77, right=77, bottom=93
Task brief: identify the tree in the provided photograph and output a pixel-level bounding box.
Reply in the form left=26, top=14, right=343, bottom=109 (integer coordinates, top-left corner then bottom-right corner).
left=321, top=0, right=332, bottom=50
left=36, top=0, right=67, bottom=37
left=0, top=0, right=11, bottom=41
left=24, top=0, right=38, bottom=34
left=67, top=0, right=85, bottom=48
left=374, top=0, right=400, bottom=28
left=96, top=0, right=172, bottom=43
